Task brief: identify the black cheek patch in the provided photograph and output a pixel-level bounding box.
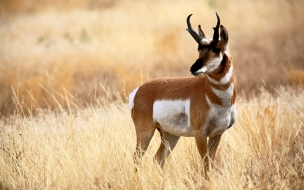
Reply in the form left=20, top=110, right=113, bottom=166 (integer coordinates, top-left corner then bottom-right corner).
left=190, top=59, right=203, bottom=74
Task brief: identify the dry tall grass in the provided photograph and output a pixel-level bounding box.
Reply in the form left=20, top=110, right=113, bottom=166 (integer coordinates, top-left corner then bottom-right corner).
left=0, top=87, right=303, bottom=189
left=0, top=1, right=304, bottom=189
left=0, top=0, right=304, bottom=114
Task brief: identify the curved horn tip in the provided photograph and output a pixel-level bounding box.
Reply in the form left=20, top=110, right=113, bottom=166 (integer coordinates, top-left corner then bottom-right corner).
left=214, top=12, right=220, bottom=29
left=187, top=14, right=193, bottom=20
left=216, top=12, right=220, bottom=19
left=215, top=12, right=220, bottom=20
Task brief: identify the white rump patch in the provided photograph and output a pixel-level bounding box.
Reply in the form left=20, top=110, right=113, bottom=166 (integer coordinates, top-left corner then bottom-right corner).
left=153, top=99, right=193, bottom=137
left=129, top=87, right=138, bottom=112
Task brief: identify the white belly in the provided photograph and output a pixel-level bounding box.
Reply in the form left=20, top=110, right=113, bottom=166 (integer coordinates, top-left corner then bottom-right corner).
left=153, top=100, right=194, bottom=137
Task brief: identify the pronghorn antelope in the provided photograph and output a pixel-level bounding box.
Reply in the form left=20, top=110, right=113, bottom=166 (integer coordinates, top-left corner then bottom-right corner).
left=129, top=13, right=236, bottom=169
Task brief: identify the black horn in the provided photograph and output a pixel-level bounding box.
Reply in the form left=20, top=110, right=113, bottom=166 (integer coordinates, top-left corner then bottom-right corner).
left=212, top=12, right=221, bottom=42
left=198, top=25, right=206, bottom=38
left=186, top=14, right=202, bottom=44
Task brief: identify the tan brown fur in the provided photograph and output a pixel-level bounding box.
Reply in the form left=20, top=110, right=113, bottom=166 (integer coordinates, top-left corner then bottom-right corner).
left=131, top=13, right=236, bottom=172
left=131, top=52, right=235, bottom=164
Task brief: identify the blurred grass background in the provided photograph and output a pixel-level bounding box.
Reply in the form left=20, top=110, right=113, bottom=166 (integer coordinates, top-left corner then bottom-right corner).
left=0, top=1, right=304, bottom=189
left=0, top=0, right=304, bottom=115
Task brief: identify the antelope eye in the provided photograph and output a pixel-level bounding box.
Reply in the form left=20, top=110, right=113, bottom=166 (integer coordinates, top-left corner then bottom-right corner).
left=212, top=47, right=221, bottom=54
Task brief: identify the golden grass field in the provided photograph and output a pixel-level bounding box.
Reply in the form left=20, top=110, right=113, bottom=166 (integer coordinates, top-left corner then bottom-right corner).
left=0, top=87, right=303, bottom=189
left=0, top=0, right=304, bottom=189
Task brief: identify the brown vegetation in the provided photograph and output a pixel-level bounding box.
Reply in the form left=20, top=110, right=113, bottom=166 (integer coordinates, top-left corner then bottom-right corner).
left=0, top=0, right=304, bottom=115
left=0, top=87, right=303, bottom=189
left=0, top=1, right=304, bottom=188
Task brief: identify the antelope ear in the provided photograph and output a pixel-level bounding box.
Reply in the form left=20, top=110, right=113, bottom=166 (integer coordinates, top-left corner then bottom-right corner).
left=220, top=25, right=228, bottom=44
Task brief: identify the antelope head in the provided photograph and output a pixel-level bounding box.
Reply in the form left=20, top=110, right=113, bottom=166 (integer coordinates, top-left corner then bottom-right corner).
left=186, top=13, right=229, bottom=76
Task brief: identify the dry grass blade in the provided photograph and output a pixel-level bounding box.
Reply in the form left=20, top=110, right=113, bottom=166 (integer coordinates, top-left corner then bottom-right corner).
left=0, top=87, right=303, bottom=189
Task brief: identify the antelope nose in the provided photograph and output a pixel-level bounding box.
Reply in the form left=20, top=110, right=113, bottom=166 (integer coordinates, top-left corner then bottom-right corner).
left=190, top=64, right=200, bottom=75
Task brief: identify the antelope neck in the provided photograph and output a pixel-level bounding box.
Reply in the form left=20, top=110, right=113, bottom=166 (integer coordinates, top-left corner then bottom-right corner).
left=207, top=65, right=233, bottom=90
left=204, top=59, right=235, bottom=106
